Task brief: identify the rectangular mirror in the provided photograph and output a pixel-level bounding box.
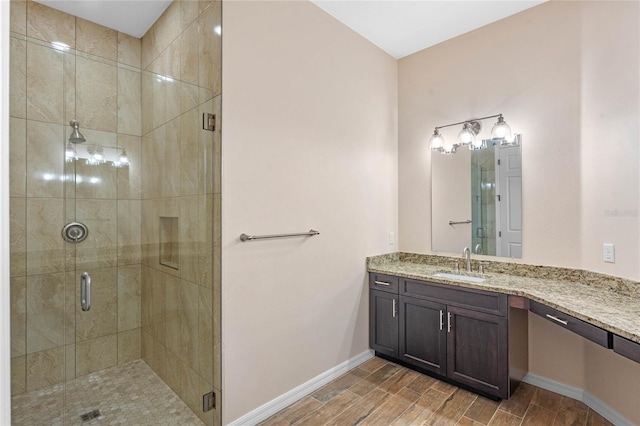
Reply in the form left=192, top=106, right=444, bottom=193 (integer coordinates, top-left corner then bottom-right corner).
left=431, top=139, right=522, bottom=258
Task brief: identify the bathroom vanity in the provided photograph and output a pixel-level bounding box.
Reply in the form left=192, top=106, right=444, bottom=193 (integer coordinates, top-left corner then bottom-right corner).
left=369, top=272, right=526, bottom=399
left=367, top=253, right=640, bottom=401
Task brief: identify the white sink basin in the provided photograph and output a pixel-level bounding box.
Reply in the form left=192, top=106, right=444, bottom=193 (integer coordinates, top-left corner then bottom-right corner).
left=432, top=272, right=486, bottom=283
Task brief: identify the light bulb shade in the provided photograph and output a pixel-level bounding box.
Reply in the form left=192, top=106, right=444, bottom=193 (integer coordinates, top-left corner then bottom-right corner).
left=457, top=123, right=476, bottom=146
left=491, top=116, right=512, bottom=140
left=92, top=146, right=105, bottom=163
left=442, top=141, right=457, bottom=154
left=65, top=144, right=77, bottom=162
left=501, top=133, right=521, bottom=146
left=470, top=138, right=485, bottom=150
left=118, top=150, right=129, bottom=165
left=428, top=130, right=445, bottom=152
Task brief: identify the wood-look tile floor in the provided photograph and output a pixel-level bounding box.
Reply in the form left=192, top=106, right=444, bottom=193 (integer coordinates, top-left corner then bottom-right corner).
left=260, top=357, right=614, bottom=426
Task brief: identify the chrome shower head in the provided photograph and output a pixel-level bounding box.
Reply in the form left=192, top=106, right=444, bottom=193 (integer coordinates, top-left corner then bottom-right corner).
left=69, top=120, right=86, bottom=144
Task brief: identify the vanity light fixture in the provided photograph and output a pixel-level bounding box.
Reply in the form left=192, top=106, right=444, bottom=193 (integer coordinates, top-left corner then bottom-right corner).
left=428, top=113, right=519, bottom=154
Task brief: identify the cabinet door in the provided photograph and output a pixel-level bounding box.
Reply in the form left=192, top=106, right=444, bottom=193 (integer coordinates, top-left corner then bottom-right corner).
left=369, top=290, right=399, bottom=357
left=447, top=306, right=509, bottom=398
left=399, top=296, right=447, bottom=375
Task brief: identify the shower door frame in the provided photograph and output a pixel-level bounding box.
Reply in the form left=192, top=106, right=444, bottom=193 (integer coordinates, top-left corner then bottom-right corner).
left=2, top=2, right=13, bottom=423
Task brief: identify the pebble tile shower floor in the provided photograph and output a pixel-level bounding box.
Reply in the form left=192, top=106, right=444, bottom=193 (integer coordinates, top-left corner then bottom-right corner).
left=11, top=359, right=204, bottom=425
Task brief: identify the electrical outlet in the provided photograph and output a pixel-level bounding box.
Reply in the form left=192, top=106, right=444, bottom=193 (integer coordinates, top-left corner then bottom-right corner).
left=603, top=243, right=615, bottom=263
left=389, top=232, right=395, bottom=245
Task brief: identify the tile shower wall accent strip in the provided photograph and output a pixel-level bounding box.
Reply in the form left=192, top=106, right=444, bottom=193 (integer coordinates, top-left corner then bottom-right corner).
left=226, top=349, right=374, bottom=426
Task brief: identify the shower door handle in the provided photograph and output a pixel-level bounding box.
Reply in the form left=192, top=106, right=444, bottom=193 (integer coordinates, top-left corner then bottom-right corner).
left=81, top=272, right=91, bottom=311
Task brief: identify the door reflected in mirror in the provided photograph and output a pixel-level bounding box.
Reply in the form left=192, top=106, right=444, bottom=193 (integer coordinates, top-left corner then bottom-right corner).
left=431, top=139, right=522, bottom=258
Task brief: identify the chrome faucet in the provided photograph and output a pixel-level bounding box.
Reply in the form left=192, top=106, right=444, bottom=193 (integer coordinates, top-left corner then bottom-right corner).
left=462, top=247, right=471, bottom=272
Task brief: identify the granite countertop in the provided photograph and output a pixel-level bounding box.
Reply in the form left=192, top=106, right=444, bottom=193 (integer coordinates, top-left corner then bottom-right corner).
left=367, top=253, right=640, bottom=344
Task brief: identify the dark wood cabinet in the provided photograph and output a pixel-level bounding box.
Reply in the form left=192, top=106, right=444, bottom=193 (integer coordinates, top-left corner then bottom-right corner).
left=369, top=274, right=522, bottom=399
left=529, top=300, right=610, bottom=348
left=612, top=335, right=640, bottom=363
left=399, top=295, right=447, bottom=376
left=369, top=290, right=398, bottom=357
left=447, top=306, right=508, bottom=397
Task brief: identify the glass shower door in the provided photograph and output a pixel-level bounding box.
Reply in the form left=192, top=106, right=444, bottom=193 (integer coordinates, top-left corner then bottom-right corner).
left=60, top=36, right=143, bottom=424
left=63, top=125, right=131, bottom=424
left=9, top=33, right=77, bottom=425
left=10, top=1, right=221, bottom=424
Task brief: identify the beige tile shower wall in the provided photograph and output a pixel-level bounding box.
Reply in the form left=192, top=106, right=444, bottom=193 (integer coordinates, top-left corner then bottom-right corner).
left=9, top=0, right=142, bottom=396
left=139, top=1, right=221, bottom=425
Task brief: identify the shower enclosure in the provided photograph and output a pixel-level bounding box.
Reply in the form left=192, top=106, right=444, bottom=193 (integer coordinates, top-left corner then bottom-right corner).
left=8, top=1, right=221, bottom=424
left=471, top=146, right=497, bottom=256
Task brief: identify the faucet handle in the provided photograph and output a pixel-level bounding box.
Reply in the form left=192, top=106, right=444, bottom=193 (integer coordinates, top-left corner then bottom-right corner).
left=478, top=261, right=489, bottom=274
left=454, top=261, right=460, bottom=273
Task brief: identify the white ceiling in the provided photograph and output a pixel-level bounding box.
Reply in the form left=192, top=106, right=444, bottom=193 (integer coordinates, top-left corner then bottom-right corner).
left=311, top=0, right=547, bottom=59
left=34, top=0, right=546, bottom=55
left=34, top=0, right=172, bottom=38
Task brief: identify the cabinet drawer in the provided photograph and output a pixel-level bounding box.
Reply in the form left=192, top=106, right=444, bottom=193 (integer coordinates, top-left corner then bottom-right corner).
left=369, top=273, right=399, bottom=294
left=530, top=300, right=610, bottom=348
left=401, top=279, right=507, bottom=317
left=612, top=335, right=640, bottom=364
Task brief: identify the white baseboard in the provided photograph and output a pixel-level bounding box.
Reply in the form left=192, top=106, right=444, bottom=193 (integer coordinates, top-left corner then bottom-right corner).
left=523, top=373, right=632, bottom=426
left=582, top=390, right=634, bottom=426
left=227, top=349, right=375, bottom=426
left=522, top=372, right=584, bottom=401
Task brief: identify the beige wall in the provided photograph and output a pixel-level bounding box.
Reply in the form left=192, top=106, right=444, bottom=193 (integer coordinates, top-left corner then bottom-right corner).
left=398, top=1, right=640, bottom=422
left=399, top=0, right=639, bottom=279
left=221, top=0, right=398, bottom=422
left=431, top=149, right=471, bottom=253
left=529, top=312, right=640, bottom=423
left=578, top=1, right=640, bottom=282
